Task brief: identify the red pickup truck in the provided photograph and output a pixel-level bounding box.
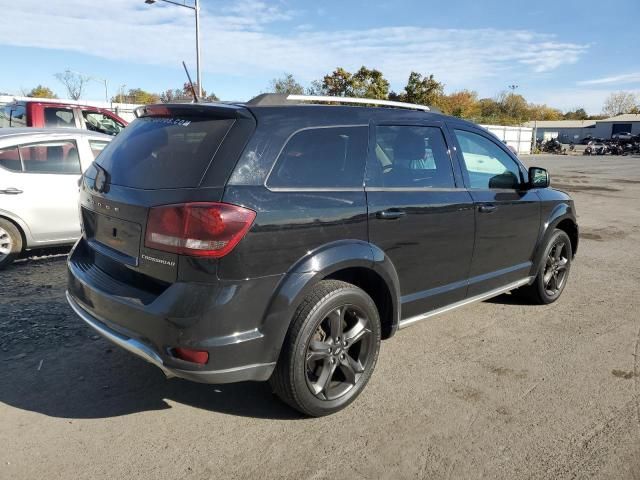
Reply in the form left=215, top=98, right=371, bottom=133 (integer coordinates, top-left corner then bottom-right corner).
left=1, top=100, right=128, bottom=136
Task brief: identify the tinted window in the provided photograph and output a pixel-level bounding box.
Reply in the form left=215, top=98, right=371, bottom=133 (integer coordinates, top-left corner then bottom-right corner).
left=88, top=140, right=110, bottom=160
left=94, top=116, right=235, bottom=189
left=44, top=108, right=75, bottom=128
left=267, top=126, right=368, bottom=189
left=19, top=140, right=81, bottom=174
left=0, top=146, right=21, bottom=171
left=83, top=111, right=124, bottom=136
left=368, top=125, right=455, bottom=188
left=454, top=129, right=522, bottom=189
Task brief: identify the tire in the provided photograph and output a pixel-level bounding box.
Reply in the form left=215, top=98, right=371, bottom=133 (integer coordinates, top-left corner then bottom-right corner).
left=515, top=229, right=572, bottom=305
left=0, top=218, right=22, bottom=270
left=270, top=280, right=381, bottom=417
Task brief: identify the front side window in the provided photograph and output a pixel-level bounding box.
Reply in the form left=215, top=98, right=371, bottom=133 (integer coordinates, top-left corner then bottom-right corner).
left=0, top=146, right=21, bottom=171
left=267, top=126, right=368, bottom=189
left=368, top=125, right=455, bottom=188
left=454, top=129, right=523, bottom=189
left=44, top=108, right=75, bottom=128
left=83, top=111, right=125, bottom=136
left=88, top=140, right=110, bottom=160
left=19, top=140, right=81, bottom=174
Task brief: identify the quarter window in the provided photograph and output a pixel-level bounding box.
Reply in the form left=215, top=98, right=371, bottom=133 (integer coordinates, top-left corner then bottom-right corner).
left=19, top=140, right=81, bottom=174
left=89, top=140, right=110, bottom=160
left=0, top=146, right=21, bottom=172
left=368, top=125, right=455, bottom=188
left=454, top=129, right=522, bottom=189
left=44, top=108, right=75, bottom=128
left=267, top=126, right=368, bottom=189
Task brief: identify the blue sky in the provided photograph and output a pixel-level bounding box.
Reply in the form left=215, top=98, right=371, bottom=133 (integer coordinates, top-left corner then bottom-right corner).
left=1, top=0, right=639, bottom=113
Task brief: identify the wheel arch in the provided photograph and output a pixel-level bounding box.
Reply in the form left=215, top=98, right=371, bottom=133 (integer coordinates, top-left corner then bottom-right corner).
left=530, top=203, right=578, bottom=276
left=260, top=240, right=401, bottom=363
left=0, top=212, right=28, bottom=251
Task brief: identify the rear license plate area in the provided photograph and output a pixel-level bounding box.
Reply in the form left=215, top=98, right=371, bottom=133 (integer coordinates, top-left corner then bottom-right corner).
left=82, top=208, right=141, bottom=265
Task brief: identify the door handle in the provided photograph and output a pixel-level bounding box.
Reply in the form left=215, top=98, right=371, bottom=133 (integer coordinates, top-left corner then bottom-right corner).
left=478, top=204, right=497, bottom=213
left=0, top=188, right=23, bottom=195
left=376, top=209, right=406, bottom=220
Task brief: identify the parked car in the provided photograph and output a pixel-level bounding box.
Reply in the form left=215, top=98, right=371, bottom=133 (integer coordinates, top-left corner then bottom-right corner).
left=611, top=131, right=633, bottom=141
left=1, top=100, right=127, bottom=136
left=0, top=128, right=112, bottom=268
left=66, top=95, right=578, bottom=416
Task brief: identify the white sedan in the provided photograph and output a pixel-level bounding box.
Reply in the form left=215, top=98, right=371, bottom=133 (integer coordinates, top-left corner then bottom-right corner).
left=0, top=128, right=112, bottom=268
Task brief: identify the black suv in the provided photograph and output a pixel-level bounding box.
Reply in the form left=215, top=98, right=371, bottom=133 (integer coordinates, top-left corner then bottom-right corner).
left=67, top=95, right=578, bottom=416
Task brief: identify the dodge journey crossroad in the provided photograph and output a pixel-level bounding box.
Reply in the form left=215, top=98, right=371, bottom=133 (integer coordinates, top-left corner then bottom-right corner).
left=66, top=94, right=578, bottom=416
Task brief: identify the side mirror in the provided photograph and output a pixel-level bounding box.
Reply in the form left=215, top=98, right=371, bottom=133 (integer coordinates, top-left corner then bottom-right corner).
left=529, top=167, right=550, bottom=189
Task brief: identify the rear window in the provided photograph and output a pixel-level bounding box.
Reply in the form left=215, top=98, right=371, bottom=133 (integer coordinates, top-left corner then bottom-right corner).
left=1, top=104, right=26, bottom=128
left=93, top=116, right=235, bottom=189
left=267, top=126, right=368, bottom=189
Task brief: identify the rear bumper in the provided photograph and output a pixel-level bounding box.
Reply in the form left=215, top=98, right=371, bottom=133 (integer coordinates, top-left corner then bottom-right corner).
left=66, top=239, right=281, bottom=384
left=67, top=292, right=275, bottom=383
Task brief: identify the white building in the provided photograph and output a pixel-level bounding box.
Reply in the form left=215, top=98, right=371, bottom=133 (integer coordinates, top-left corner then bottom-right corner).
left=524, top=114, right=640, bottom=142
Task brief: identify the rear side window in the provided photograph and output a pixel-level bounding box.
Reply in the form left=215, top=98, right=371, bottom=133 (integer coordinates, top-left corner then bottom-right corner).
left=368, top=125, right=455, bottom=188
left=267, top=126, right=368, bottom=189
left=0, top=146, right=21, bottom=171
left=44, top=107, right=75, bottom=128
left=94, top=116, right=235, bottom=189
left=88, top=140, right=110, bottom=160
left=19, top=140, right=81, bottom=174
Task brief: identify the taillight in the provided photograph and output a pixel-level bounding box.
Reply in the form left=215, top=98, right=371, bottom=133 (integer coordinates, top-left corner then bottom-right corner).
left=145, top=202, right=256, bottom=258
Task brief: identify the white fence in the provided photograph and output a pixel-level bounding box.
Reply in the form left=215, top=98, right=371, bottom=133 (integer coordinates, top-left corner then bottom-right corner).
left=481, top=124, right=534, bottom=155
left=0, top=95, right=142, bottom=122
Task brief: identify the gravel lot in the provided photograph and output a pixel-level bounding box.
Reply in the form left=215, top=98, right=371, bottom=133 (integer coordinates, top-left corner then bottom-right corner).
left=1, top=154, right=639, bottom=479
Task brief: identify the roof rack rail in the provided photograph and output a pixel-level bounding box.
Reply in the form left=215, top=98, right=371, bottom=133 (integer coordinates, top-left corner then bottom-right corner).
left=246, top=93, right=431, bottom=111
left=287, top=94, right=430, bottom=111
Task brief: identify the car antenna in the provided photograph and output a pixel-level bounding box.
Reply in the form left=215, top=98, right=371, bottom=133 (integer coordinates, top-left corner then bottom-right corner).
left=182, top=61, right=199, bottom=103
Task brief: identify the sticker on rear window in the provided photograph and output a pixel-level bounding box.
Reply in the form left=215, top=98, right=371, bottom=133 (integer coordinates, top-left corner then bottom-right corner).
left=146, top=118, right=192, bottom=127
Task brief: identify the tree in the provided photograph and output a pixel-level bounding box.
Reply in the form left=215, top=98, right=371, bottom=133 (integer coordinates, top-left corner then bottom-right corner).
left=393, top=72, right=444, bottom=107
left=112, top=88, right=159, bottom=104
left=350, top=67, right=389, bottom=99
left=160, top=83, right=218, bottom=103
left=54, top=70, right=90, bottom=100
left=25, top=85, right=57, bottom=99
left=563, top=108, right=589, bottom=120
left=439, top=90, right=479, bottom=119
left=268, top=73, right=304, bottom=95
left=602, top=91, right=638, bottom=117
left=321, top=67, right=355, bottom=97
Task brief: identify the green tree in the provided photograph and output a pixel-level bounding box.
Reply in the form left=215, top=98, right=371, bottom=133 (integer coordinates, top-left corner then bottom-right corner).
left=563, top=108, right=589, bottom=120
left=268, top=73, right=304, bottom=95
left=26, top=85, right=57, bottom=99
left=321, top=67, right=355, bottom=97
left=350, top=67, right=389, bottom=99
left=396, top=72, right=444, bottom=107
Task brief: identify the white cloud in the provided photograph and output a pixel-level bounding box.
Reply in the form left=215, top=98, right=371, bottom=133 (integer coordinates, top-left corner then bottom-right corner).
left=529, top=88, right=640, bottom=114
left=0, top=0, right=589, bottom=97
left=577, top=72, right=640, bottom=86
